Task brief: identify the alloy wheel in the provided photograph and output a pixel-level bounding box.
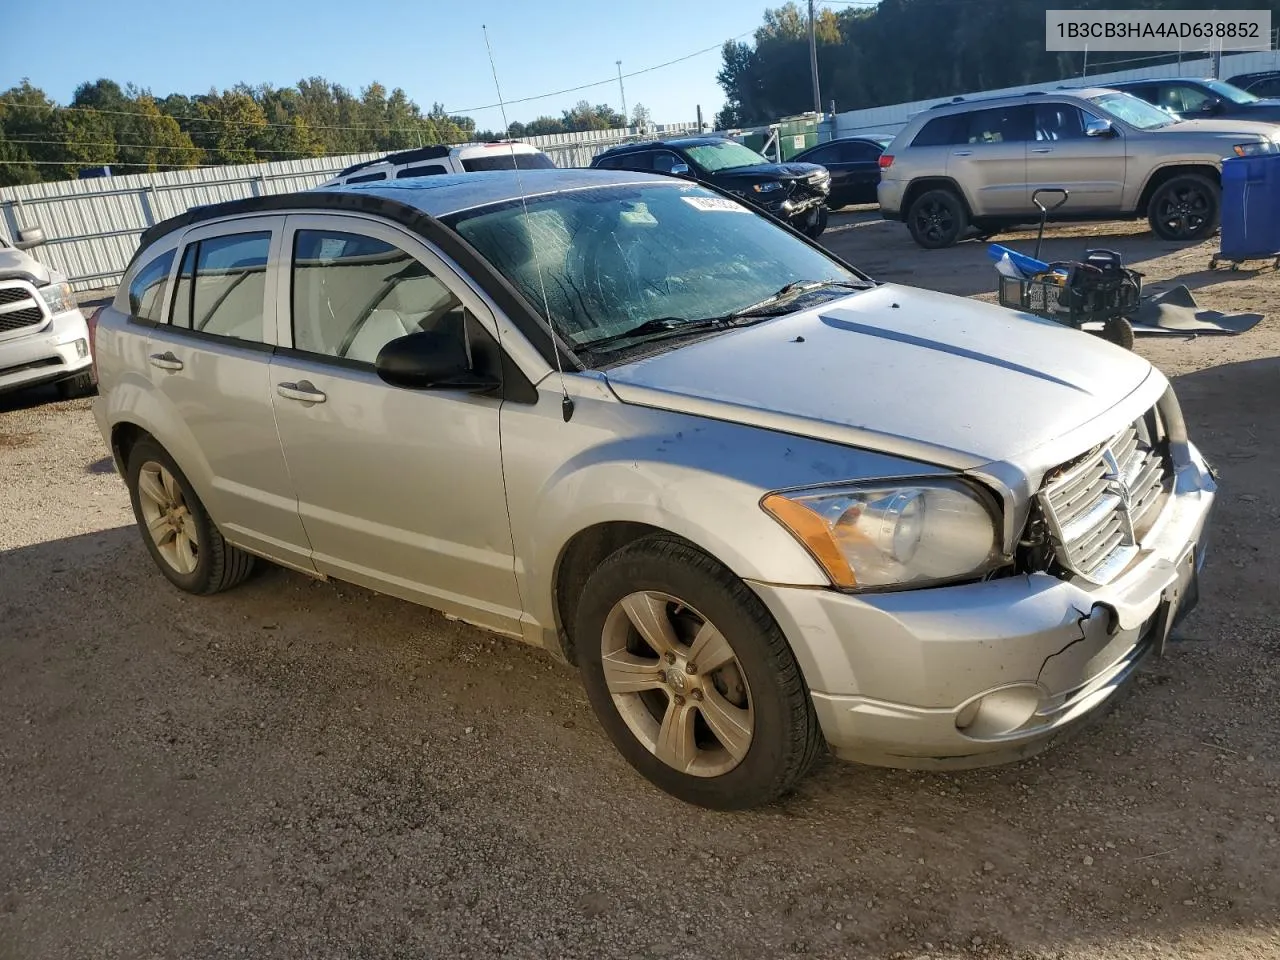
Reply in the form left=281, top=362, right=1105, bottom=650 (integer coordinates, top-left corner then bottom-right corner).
left=136, top=461, right=199, bottom=575
left=914, top=199, right=954, bottom=244
left=1156, top=185, right=1210, bottom=239
left=600, top=591, right=754, bottom=778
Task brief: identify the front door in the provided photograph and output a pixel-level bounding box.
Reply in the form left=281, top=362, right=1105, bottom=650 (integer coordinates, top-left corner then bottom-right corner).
left=1027, top=103, right=1127, bottom=214
left=146, top=218, right=315, bottom=572
left=267, top=214, right=521, bottom=635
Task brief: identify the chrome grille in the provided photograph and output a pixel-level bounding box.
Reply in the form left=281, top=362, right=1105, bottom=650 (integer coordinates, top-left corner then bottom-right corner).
left=0, top=280, right=46, bottom=336
left=1038, top=414, right=1170, bottom=584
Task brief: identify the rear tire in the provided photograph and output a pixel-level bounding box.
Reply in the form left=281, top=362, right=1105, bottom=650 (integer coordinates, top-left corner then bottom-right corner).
left=1147, top=174, right=1220, bottom=242
left=125, top=437, right=255, bottom=595
left=906, top=188, right=968, bottom=249
left=56, top=370, right=96, bottom=400
left=575, top=536, right=823, bottom=810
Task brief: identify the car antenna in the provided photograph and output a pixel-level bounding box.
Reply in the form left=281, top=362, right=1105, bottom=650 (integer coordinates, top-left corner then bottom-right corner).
left=483, top=24, right=575, bottom=423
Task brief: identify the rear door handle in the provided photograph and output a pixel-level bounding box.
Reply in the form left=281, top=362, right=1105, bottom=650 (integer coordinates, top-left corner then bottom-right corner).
left=277, top=380, right=327, bottom=404
left=1031, top=147, right=1053, bottom=154
left=951, top=150, right=973, bottom=157
left=148, top=351, right=183, bottom=371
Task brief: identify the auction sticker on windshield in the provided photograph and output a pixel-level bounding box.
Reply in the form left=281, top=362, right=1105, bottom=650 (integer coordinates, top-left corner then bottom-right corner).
left=683, top=196, right=750, bottom=213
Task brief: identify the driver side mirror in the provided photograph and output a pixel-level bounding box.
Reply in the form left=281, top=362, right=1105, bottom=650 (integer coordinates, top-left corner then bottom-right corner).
left=1084, top=118, right=1116, bottom=138
left=374, top=329, right=499, bottom=394
left=1201, top=98, right=1224, bottom=115
left=669, top=162, right=691, bottom=176
left=13, top=226, right=45, bottom=251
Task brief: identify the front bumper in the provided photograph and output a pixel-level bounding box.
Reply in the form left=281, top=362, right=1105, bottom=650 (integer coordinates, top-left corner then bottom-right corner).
left=750, top=446, right=1216, bottom=770
left=0, top=309, right=92, bottom=395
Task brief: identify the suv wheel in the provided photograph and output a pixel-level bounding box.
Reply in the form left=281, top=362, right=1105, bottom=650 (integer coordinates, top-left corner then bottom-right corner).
left=1147, top=174, right=1220, bottom=242
left=575, top=536, right=823, bottom=810
left=125, top=438, right=255, bottom=595
left=802, top=206, right=829, bottom=240
left=906, top=189, right=968, bottom=249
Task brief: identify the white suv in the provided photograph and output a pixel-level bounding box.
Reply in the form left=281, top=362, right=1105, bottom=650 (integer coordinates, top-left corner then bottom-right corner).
left=0, top=230, right=95, bottom=399
left=320, top=141, right=554, bottom=186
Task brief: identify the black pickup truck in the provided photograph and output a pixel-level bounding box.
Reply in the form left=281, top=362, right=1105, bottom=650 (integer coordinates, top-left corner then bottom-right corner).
left=590, top=137, right=832, bottom=238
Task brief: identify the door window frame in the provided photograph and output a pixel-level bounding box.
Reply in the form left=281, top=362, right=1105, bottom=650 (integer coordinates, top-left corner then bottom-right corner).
left=152, top=215, right=284, bottom=351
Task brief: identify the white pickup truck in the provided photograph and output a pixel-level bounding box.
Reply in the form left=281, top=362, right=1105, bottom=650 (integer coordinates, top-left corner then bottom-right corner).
left=0, top=229, right=95, bottom=399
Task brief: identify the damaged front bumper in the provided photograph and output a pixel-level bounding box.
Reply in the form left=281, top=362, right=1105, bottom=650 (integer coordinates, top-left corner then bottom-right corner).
left=749, top=444, right=1216, bottom=770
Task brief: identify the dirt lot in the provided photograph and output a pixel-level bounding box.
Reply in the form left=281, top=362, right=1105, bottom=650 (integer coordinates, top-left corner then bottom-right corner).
left=2, top=218, right=1278, bottom=960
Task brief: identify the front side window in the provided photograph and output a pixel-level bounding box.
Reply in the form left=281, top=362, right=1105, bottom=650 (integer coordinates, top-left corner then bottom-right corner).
left=799, top=144, right=839, bottom=165
left=1034, top=103, right=1087, bottom=140
left=128, top=249, right=175, bottom=321
left=448, top=182, right=862, bottom=352
left=170, top=232, right=270, bottom=342
left=680, top=140, right=770, bottom=172
left=291, top=229, right=465, bottom=364
left=651, top=151, right=685, bottom=174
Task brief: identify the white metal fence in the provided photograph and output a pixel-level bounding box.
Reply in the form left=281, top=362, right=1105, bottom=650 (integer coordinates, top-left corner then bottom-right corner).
left=0, top=123, right=699, bottom=291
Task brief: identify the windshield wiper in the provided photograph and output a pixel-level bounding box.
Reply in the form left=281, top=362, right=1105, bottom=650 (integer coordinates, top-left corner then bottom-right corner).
left=727, top=279, right=873, bottom=320
left=576, top=316, right=721, bottom=352
left=575, top=280, right=873, bottom=355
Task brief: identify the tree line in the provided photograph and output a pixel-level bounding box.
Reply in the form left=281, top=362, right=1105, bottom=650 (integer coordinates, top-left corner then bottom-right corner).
left=716, top=0, right=1280, bottom=128
left=0, top=77, right=639, bottom=186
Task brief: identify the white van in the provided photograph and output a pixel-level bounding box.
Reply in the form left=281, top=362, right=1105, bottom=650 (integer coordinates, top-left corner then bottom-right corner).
left=319, top=141, right=555, bottom=187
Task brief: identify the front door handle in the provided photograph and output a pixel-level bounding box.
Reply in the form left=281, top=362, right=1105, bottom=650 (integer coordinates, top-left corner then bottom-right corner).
left=1031, top=147, right=1054, bottom=154
left=951, top=150, right=973, bottom=157
left=148, top=351, right=183, bottom=371
left=277, top=380, right=327, bottom=404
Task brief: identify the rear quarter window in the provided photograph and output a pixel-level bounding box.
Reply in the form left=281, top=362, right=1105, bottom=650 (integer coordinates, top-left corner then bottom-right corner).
left=128, top=249, right=175, bottom=322
left=911, top=115, right=965, bottom=147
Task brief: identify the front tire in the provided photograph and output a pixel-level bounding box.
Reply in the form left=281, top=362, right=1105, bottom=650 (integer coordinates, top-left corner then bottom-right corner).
left=906, top=188, right=968, bottom=249
left=1147, top=174, right=1220, bottom=242
left=1102, top=316, right=1135, bottom=350
left=575, top=536, right=822, bottom=810
left=125, top=437, right=255, bottom=595
left=802, top=205, right=829, bottom=239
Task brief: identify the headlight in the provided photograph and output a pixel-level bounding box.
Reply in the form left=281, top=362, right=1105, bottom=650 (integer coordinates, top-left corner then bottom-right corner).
left=1233, top=141, right=1278, bottom=157
left=39, top=281, right=76, bottom=314
left=761, top=479, right=1003, bottom=589
left=751, top=181, right=786, bottom=194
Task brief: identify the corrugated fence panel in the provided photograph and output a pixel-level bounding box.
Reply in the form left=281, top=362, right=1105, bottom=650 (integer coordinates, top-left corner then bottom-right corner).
left=0, top=130, right=705, bottom=289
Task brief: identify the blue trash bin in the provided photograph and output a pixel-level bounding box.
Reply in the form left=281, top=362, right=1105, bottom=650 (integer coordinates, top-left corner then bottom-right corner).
left=1216, top=153, right=1280, bottom=266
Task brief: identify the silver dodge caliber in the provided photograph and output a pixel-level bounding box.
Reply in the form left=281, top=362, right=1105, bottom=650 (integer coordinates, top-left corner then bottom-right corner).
left=93, top=169, right=1215, bottom=809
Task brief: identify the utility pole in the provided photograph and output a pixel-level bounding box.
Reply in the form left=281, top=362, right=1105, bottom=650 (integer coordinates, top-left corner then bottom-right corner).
left=808, top=0, right=822, bottom=115
left=616, top=61, right=628, bottom=129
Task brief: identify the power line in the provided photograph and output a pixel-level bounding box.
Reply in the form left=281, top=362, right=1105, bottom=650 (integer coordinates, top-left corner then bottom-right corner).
left=0, top=26, right=759, bottom=133
left=3, top=137, right=314, bottom=156
left=6, top=159, right=222, bottom=168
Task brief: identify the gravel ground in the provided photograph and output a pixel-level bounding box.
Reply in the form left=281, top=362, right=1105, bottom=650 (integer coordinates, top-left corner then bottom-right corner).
left=2, top=219, right=1279, bottom=960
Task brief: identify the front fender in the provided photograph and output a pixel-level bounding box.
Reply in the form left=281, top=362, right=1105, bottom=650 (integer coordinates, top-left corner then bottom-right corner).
left=502, top=383, right=951, bottom=633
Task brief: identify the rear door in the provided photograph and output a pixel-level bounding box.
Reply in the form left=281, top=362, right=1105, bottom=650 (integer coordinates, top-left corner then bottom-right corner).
left=267, top=214, right=521, bottom=635
left=147, top=218, right=315, bottom=572
left=951, top=105, right=1032, bottom=216
left=1027, top=102, right=1126, bottom=214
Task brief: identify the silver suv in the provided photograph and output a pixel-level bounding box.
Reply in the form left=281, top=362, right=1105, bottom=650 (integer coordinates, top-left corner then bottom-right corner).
left=878, top=86, right=1280, bottom=248
left=94, top=169, right=1215, bottom=808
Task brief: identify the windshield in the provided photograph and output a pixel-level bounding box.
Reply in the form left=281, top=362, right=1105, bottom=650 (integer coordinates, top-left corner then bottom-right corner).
left=1088, top=92, right=1176, bottom=129
left=681, top=140, right=771, bottom=173
left=1204, top=78, right=1260, bottom=104
left=461, top=152, right=556, bottom=173
left=449, top=183, right=861, bottom=353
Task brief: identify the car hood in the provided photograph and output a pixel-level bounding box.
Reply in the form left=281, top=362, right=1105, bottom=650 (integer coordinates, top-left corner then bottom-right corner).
left=714, top=162, right=827, bottom=181
left=0, top=246, right=53, bottom=285
left=603, top=284, right=1155, bottom=471
left=1161, top=117, right=1280, bottom=137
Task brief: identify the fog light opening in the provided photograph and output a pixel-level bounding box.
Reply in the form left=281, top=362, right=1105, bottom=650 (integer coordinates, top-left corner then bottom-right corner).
left=74, top=338, right=89, bottom=358
left=956, top=686, right=1043, bottom=739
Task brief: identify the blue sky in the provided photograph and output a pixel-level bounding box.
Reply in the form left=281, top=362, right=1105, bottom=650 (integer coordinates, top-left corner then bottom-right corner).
left=3, top=0, right=851, bottom=128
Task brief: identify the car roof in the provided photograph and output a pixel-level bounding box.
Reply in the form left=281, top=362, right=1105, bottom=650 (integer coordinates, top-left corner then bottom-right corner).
left=336, top=141, right=543, bottom=178
left=134, top=168, right=674, bottom=256
left=1110, top=77, right=1213, bottom=85
left=921, top=86, right=1117, bottom=116
left=597, top=137, right=728, bottom=156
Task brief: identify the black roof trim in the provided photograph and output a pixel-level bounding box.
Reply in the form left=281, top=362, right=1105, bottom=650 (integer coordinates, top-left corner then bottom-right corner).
left=126, top=189, right=579, bottom=374
left=595, top=136, right=729, bottom=157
